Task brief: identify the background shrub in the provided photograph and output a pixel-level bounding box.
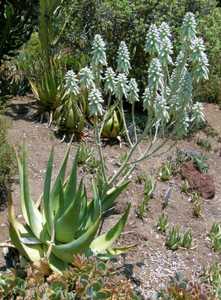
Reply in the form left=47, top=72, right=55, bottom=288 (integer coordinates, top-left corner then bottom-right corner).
left=58, top=0, right=220, bottom=100
left=0, top=116, right=16, bottom=185
left=197, top=7, right=221, bottom=103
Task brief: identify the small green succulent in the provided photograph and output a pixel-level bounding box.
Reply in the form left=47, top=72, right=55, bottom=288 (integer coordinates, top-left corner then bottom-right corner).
left=159, top=161, right=173, bottom=181
left=156, top=213, right=169, bottom=233
left=137, top=176, right=156, bottom=219
left=209, top=223, right=221, bottom=252
left=181, top=229, right=193, bottom=249
left=165, top=226, right=182, bottom=251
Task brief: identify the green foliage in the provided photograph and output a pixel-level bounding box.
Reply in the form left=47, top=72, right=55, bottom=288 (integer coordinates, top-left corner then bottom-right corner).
left=180, top=230, right=192, bottom=249
left=193, top=154, right=209, bottom=173
left=209, top=223, right=221, bottom=252
left=180, top=180, right=189, bottom=194
left=0, top=257, right=136, bottom=299
left=61, top=0, right=215, bottom=81
left=0, top=59, right=27, bottom=99
left=9, top=145, right=131, bottom=271
left=166, top=226, right=192, bottom=250
left=101, top=107, right=123, bottom=139
left=137, top=176, right=156, bottom=219
left=196, top=137, right=212, bottom=151
left=156, top=272, right=214, bottom=300
left=198, top=7, right=221, bottom=103
left=29, top=57, right=65, bottom=113
left=204, top=263, right=221, bottom=298
left=159, top=162, right=173, bottom=181
left=165, top=226, right=182, bottom=251
left=0, top=0, right=38, bottom=61
left=0, top=115, right=16, bottom=184
left=157, top=213, right=169, bottom=233
left=192, top=199, right=202, bottom=218
left=77, top=143, right=94, bottom=166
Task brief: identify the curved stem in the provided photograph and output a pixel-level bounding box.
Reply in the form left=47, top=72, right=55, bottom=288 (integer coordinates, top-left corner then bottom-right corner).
left=107, top=118, right=156, bottom=186
left=132, top=102, right=137, bottom=144
left=95, top=119, right=107, bottom=184
left=120, top=99, right=133, bottom=147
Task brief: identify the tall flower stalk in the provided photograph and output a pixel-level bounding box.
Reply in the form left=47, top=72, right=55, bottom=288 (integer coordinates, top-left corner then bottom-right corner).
left=64, top=12, right=209, bottom=210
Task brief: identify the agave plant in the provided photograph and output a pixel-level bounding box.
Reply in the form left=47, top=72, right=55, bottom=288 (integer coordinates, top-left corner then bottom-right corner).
left=8, top=144, right=131, bottom=272
left=29, top=57, right=64, bottom=117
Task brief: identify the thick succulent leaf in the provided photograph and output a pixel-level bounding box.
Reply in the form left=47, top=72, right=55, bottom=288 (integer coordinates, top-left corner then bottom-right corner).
left=107, top=244, right=136, bottom=256
left=52, top=216, right=101, bottom=263
left=48, top=254, right=68, bottom=273
left=55, top=178, right=65, bottom=220
left=8, top=194, right=43, bottom=262
left=102, top=181, right=129, bottom=211
left=90, top=204, right=131, bottom=254
left=50, top=139, right=72, bottom=214
left=55, top=180, right=84, bottom=243
left=17, top=146, right=43, bottom=239
left=97, top=245, right=136, bottom=260
left=20, top=236, right=42, bottom=245
left=84, top=183, right=102, bottom=231
left=43, top=148, right=54, bottom=234
left=78, top=185, right=88, bottom=225
left=63, top=148, right=79, bottom=210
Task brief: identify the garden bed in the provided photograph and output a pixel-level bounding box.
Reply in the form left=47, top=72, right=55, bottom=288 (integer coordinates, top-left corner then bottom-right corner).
left=1, top=97, right=221, bottom=298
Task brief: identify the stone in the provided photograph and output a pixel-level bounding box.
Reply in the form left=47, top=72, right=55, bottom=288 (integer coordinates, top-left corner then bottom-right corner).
left=180, top=161, right=215, bottom=199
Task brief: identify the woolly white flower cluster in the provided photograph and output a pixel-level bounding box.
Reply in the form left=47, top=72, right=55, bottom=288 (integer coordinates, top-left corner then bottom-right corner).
left=64, top=12, right=209, bottom=134
left=65, top=70, right=79, bottom=96
left=144, top=12, right=209, bottom=135
left=117, top=41, right=131, bottom=75
left=88, top=88, right=104, bottom=117
left=91, top=34, right=107, bottom=67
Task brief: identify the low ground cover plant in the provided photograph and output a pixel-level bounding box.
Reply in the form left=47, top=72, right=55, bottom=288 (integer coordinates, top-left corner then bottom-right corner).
left=0, top=256, right=137, bottom=299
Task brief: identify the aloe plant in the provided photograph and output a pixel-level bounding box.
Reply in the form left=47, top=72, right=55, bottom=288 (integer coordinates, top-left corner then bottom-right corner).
left=101, top=106, right=123, bottom=139
left=8, top=144, right=131, bottom=272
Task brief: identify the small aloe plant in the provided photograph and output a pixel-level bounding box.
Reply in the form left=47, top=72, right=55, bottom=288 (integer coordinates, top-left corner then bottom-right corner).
left=8, top=144, right=131, bottom=272
left=209, top=223, right=221, bottom=252
left=137, top=176, right=156, bottom=219
left=157, top=213, right=169, bottom=233
left=165, top=226, right=182, bottom=251
left=181, top=229, right=193, bottom=249
left=159, top=161, right=173, bottom=181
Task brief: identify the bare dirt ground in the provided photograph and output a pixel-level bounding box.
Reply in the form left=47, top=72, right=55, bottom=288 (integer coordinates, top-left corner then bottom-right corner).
left=1, top=97, right=221, bottom=298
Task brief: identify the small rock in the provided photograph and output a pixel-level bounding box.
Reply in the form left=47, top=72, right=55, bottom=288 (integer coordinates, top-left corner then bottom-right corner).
left=180, top=161, right=215, bottom=199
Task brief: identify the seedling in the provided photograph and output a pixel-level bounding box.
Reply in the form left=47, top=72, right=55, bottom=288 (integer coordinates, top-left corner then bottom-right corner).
left=180, top=180, right=189, bottom=194
left=78, top=143, right=94, bottom=165
left=157, top=213, right=169, bottom=233
left=209, top=223, right=221, bottom=252
left=85, top=156, right=101, bottom=174
left=137, top=176, right=156, bottom=219
left=206, top=263, right=221, bottom=298
left=197, top=138, right=212, bottom=152
left=181, top=229, right=192, bottom=249
left=165, top=226, right=182, bottom=251
left=192, top=199, right=202, bottom=218
left=193, top=155, right=209, bottom=173
left=191, top=192, right=202, bottom=218
left=159, top=161, right=173, bottom=181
